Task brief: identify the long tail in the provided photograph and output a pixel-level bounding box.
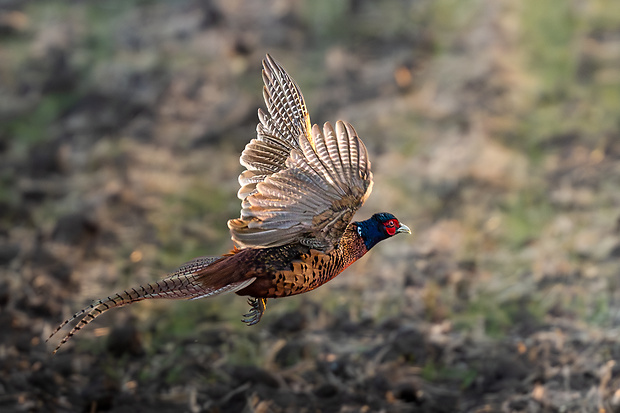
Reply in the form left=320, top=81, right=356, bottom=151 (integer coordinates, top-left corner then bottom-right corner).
left=47, top=255, right=255, bottom=354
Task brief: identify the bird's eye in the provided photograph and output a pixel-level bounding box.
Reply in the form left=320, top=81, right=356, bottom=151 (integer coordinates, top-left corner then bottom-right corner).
left=357, top=226, right=363, bottom=237
left=383, top=219, right=398, bottom=236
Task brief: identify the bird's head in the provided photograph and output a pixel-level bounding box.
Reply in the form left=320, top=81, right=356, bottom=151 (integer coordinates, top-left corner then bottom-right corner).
left=354, top=212, right=411, bottom=250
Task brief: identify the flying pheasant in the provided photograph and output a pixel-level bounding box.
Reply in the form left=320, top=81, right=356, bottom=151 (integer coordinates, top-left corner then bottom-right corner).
left=47, top=54, right=410, bottom=354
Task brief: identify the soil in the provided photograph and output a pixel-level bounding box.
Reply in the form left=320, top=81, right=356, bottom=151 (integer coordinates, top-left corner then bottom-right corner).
left=1, top=1, right=620, bottom=412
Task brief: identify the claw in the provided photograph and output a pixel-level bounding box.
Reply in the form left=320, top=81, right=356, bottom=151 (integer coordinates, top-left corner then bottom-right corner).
left=242, top=297, right=267, bottom=326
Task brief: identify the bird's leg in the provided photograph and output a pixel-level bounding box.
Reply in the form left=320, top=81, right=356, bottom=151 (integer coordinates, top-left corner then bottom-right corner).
left=242, top=297, right=267, bottom=326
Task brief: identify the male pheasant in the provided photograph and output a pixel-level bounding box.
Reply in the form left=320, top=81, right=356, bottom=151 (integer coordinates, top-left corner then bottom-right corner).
left=47, top=54, right=410, bottom=354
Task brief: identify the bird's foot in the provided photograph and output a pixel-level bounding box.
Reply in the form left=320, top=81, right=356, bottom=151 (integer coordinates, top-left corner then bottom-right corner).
left=242, top=297, right=267, bottom=326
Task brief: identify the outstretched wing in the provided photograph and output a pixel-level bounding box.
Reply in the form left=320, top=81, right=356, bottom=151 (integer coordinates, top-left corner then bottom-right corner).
left=228, top=55, right=373, bottom=251
left=235, top=54, right=312, bottom=203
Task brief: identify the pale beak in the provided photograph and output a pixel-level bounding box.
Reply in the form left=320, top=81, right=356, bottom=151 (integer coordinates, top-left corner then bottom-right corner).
left=396, top=223, right=411, bottom=235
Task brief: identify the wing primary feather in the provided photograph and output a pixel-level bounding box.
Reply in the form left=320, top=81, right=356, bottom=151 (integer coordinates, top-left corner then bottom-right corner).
left=262, top=56, right=308, bottom=147
left=312, top=124, right=343, bottom=190
left=264, top=54, right=309, bottom=138
left=302, top=127, right=339, bottom=187
left=334, top=121, right=352, bottom=182
left=325, top=122, right=347, bottom=184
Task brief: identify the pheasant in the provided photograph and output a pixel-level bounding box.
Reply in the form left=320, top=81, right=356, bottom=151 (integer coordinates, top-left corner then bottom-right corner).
left=47, top=54, right=410, bottom=354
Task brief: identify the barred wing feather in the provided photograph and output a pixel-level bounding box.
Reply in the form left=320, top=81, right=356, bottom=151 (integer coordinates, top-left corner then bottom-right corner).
left=229, top=54, right=373, bottom=251
left=236, top=54, right=312, bottom=202
left=229, top=119, right=373, bottom=251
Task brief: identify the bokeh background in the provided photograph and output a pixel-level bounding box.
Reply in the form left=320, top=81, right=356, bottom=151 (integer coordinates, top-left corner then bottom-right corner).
left=1, top=0, right=620, bottom=412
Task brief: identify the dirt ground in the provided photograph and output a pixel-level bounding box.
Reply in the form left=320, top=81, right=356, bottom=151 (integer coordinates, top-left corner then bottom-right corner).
left=1, top=1, right=620, bottom=412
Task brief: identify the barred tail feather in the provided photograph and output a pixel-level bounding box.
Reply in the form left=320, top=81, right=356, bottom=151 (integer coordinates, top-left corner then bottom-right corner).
left=47, top=255, right=255, bottom=354
left=49, top=285, right=161, bottom=355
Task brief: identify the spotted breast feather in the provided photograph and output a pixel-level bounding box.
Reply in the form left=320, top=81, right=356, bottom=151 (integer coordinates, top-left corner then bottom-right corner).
left=47, top=54, right=410, bottom=354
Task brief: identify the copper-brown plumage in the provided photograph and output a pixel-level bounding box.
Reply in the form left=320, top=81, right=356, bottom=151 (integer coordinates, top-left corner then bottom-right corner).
left=47, top=54, right=410, bottom=354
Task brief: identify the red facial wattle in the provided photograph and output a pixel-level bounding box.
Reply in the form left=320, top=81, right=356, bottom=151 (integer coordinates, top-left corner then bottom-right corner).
left=383, top=219, right=399, bottom=236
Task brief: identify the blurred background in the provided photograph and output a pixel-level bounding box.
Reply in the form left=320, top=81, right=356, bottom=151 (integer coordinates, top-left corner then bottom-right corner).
left=1, top=0, right=620, bottom=412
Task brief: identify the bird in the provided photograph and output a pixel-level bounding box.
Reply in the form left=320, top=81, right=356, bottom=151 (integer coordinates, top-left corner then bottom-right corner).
left=47, top=54, right=410, bottom=354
